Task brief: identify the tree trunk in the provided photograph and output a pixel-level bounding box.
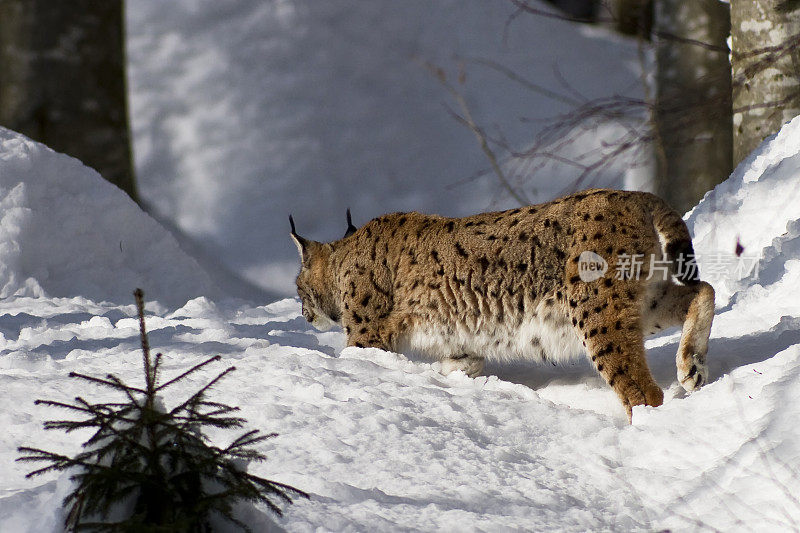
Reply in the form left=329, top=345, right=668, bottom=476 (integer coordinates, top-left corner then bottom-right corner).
left=545, top=0, right=597, bottom=21
left=653, top=0, right=732, bottom=214
left=731, top=0, right=800, bottom=165
left=607, top=0, right=653, bottom=38
left=0, top=0, right=137, bottom=202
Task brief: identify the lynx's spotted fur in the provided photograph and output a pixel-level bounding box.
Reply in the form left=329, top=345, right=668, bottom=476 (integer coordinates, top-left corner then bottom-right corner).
left=291, top=189, right=715, bottom=421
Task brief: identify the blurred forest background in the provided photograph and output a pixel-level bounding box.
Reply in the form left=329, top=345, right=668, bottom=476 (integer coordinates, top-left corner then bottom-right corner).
left=1, top=0, right=798, bottom=297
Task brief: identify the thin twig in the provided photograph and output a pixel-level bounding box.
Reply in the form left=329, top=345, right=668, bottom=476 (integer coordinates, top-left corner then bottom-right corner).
left=421, top=59, right=532, bottom=205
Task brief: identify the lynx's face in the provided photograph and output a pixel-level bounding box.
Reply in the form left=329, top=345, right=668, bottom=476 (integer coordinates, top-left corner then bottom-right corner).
left=295, top=266, right=340, bottom=331
left=292, top=234, right=341, bottom=332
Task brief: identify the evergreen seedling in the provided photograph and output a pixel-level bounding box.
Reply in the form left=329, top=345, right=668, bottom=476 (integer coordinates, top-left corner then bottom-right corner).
left=18, top=289, right=308, bottom=532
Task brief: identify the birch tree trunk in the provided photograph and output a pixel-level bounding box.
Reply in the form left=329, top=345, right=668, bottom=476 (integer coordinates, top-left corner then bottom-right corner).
left=731, top=0, right=800, bottom=165
left=653, top=0, right=732, bottom=214
left=0, top=0, right=137, bottom=202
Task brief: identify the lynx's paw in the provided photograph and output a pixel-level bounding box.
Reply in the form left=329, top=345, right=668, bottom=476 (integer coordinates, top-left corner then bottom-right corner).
left=441, top=354, right=485, bottom=378
left=677, top=352, right=707, bottom=392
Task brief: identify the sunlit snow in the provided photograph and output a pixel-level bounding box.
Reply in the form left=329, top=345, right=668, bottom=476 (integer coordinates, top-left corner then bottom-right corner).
left=1, top=115, right=800, bottom=530
left=1, top=0, right=800, bottom=530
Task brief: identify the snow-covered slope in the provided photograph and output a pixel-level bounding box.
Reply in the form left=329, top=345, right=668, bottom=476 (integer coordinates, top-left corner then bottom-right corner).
left=687, top=115, right=800, bottom=319
left=126, top=0, right=643, bottom=296
left=0, top=127, right=221, bottom=308
left=2, top=117, right=800, bottom=530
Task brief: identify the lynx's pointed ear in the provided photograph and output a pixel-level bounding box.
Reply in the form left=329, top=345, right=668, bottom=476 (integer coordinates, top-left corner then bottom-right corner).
left=289, top=214, right=310, bottom=260
left=343, top=208, right=357, bottom=238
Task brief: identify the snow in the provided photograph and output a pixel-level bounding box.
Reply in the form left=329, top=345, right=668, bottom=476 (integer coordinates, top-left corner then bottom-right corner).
left=126, top=0, right=645, bottom=296
left=0, top=127, right=221, bottom=308
left=687, top=114, right=800, bottom=318
left=2, top=112, right=800, bottom=530
left=1, top=1, right=800, bottom=530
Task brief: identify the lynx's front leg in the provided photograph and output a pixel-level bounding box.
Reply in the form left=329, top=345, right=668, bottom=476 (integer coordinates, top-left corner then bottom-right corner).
left=340, top=268, right=397, bottom=350
left=441, top=354, right=485, bottom=378
left=343, top=313, right=394, bottom=350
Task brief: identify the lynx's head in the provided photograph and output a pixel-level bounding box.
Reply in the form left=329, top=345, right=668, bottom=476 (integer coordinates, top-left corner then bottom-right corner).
left=289, top=213, right=355, bottom=331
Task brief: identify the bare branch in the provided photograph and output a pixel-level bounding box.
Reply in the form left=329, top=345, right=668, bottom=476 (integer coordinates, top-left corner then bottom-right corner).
left=457, top=56, right=582, bottom=106
left=421, top=59, right=532, bottom=205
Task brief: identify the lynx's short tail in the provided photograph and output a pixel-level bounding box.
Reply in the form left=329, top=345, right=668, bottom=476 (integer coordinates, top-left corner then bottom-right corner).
left=642, top=193, right=700, bottom=285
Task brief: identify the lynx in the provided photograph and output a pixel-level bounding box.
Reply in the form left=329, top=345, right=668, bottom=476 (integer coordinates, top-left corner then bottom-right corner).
left=290, top=189, right=715, bottom=421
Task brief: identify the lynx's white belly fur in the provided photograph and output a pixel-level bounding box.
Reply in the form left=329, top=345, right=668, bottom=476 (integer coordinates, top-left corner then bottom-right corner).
left=398, top=301, right=586, bottom=364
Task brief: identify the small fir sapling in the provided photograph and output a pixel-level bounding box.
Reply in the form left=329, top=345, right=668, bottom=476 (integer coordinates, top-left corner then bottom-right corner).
left=17, top=288, right=308, bottom=532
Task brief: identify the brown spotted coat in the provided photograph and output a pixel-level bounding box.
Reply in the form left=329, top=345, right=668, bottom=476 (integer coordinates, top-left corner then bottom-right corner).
left=291, top=189, right=715, bottom=421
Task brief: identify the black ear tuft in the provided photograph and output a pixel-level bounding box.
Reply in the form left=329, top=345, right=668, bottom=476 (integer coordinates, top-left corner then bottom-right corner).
left=289, top=214, right=309, bottom=259
left=343, top=208, right=357, bottom=238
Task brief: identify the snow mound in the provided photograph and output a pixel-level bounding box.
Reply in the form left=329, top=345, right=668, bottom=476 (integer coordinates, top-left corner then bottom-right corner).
left=0, top=127, right=219, bottom=307
left=687, top=115, right=800, bottom=311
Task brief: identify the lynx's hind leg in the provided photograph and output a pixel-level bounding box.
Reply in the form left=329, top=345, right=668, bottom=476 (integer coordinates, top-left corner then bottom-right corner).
left=585, top=322, right=663, bottom=422
left=441, top=353, right=485, bottom=378
left=677, top=281, right=714, bottom=391
left=570, top=290, right=663, bottom=421
left=641, top=281, right=715, bottom=392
